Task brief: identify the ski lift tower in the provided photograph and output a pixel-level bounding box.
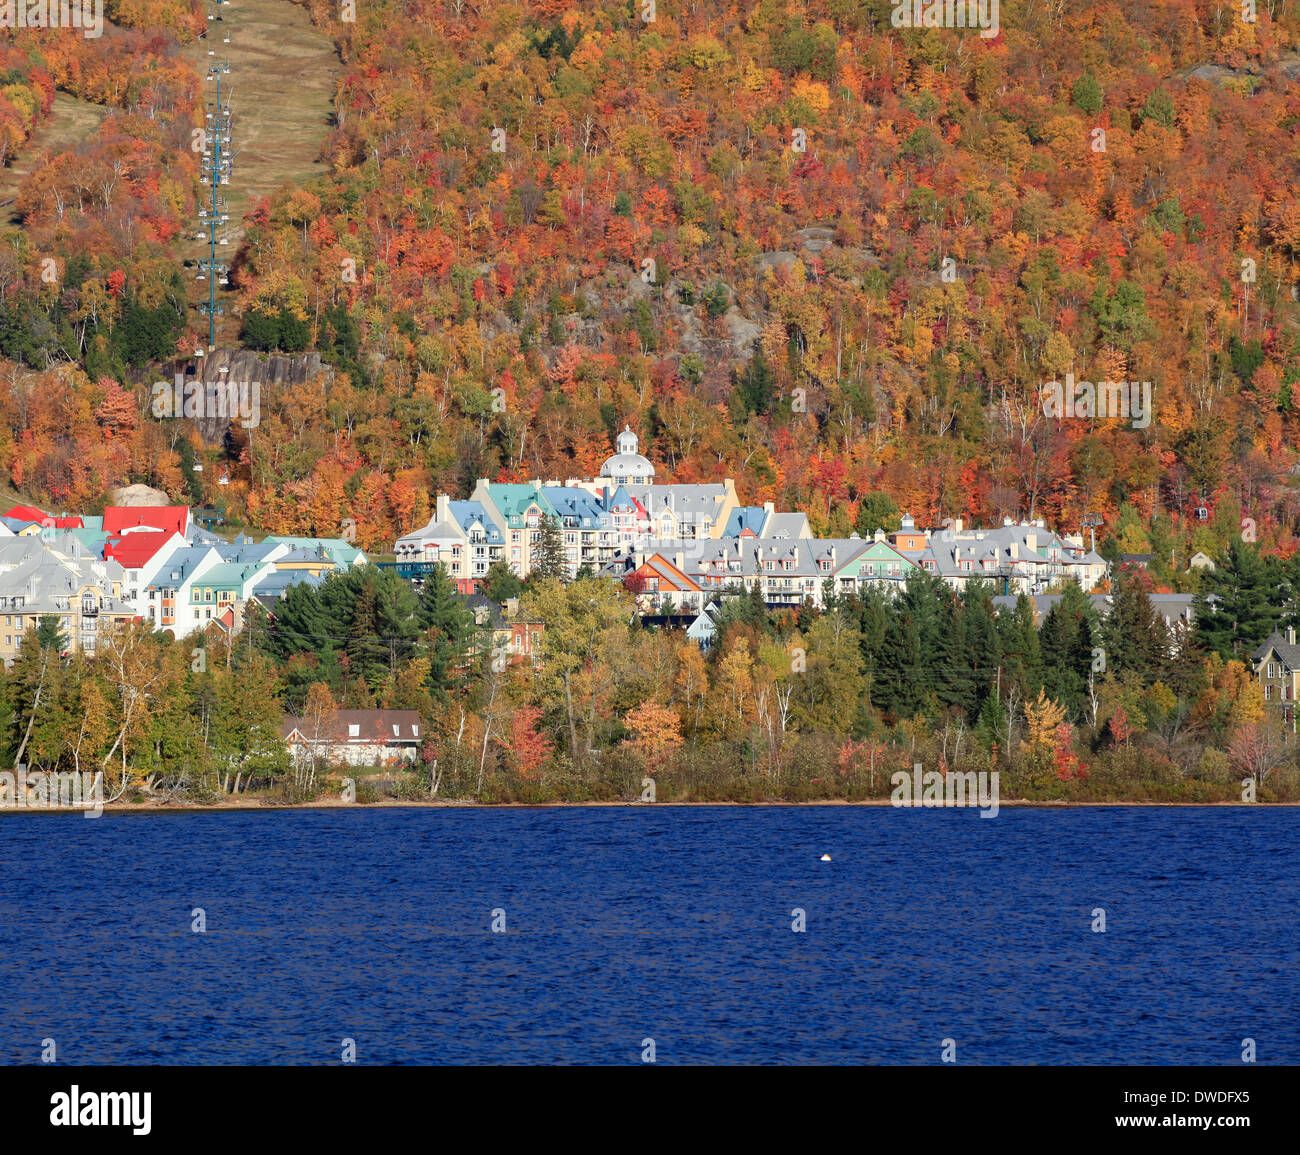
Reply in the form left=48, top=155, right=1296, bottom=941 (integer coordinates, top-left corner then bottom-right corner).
left=197, top=4, right=235, bottom=353
left=1082, top=513, right=1103, bottom=554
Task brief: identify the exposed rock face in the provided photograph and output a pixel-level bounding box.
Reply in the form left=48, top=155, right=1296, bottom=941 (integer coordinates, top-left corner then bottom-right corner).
left=755, top=250, right=799, bottom=274
left=141, top=349, right=332, bottom=445
left=1179, top=51, right=1300, bottom=84
left=723, top=306, right=762, bottom=359
left=794, top=226, right=836, bottom=254
left=111, top=483, right=171, bottom=507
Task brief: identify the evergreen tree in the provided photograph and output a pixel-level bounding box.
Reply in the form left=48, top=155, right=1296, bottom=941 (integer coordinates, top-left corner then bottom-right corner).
left=875, top=608, right=921, bottom=718
left=529, top=514, right=569, bottom=583
left=934, top=591, right=973, bottom=715
left=267, top=580, right=332, bottom=661
left=1039, top=583, right=1097, bottom=716
left=962, top=583, right=1002, bottom=716
left=996, top=592, right=1042, bottom=703
left=36, top=615, right=67, bottom=653
left=734, top=347, right=775, bottom=416
left=482, top=560, right=524, bottom=603
left=1104, top=570, right=1170, bottom=680
left=344, top=577, right=390, bottom=690
left=417, top=563, right=476, bottom=696
left=1194, top=541, right=1280, bottom=658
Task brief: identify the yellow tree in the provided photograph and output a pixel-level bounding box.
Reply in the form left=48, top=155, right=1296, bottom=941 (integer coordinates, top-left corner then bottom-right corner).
left=624, top=701, right=684, bottom=771
left=708, top=636, right=754, bottom=741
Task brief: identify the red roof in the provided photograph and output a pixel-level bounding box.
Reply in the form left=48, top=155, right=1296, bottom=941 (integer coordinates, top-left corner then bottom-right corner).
left=104, top=534, right=176, bottom=569
left=2, top=504, right=83, bottom=528
left=102, top=506, right=189, bottom=537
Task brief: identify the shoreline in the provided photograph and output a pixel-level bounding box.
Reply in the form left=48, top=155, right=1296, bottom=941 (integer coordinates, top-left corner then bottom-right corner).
left=0, top=797, right=1295, bottom=815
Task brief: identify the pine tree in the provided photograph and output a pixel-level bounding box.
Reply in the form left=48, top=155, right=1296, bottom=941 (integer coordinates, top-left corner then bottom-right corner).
left=1105, top=570, right=1169, bottom=681
left=529, top=513, right=569, bottom=583
left=1039, top=583, right=1097, bottom=716
left=417, top=563, right=476, bottom=696
left=996, top=592, right=1041, bottom=705
left=344, top=578, right=390, bottom=690
left=482, top=560, right=524, bottom=602
left=36, top=615, right=67, bottom=653
left=1194, top=541, right=1280, bottom=659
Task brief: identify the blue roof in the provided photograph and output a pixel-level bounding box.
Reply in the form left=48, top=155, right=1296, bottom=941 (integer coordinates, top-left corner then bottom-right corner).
left=147, top=546, right=213, bottom=588
left=214, top=542, right=281, bottom=565
left=604, top=484, right=635, bottom=510
left=250, top=569, right=326, bottom=603
left=724, top=507, right=766, bottom=536
left=448, top=500, right=503, bottom=542
left=541, top=487, right=609, bottom=528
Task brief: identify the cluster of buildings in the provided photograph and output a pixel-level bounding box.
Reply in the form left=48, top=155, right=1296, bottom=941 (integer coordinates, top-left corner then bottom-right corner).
left=393, top=427, right=1110, bottom=613
left=0, top=502, right=365, bottom=665
left=9, top=424, right=1298, bottom=757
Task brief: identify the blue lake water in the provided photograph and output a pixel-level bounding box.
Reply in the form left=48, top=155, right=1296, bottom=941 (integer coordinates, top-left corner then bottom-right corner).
left=0, top=805, right=1295, bottom=1065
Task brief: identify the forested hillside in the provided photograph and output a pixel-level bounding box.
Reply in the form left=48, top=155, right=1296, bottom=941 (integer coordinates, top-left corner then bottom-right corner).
left=0, top=1, right=1299, bottom=566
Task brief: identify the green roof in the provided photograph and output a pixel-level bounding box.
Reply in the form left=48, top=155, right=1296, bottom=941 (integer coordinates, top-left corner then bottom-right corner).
left=484, top=484, right=558, bottom=527
left=190, top=562, right=263, bottom=592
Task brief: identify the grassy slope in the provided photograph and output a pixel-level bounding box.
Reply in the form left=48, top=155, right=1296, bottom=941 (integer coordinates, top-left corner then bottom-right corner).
left=181, top=0, right=339, bottom=346
left=0, top=93, right=110, bottom=223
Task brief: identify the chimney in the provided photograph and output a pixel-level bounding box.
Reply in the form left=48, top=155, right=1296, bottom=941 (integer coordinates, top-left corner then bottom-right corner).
left=953, top=518, right=964, bottom=533
left=1289, top=627, right=1296, bottom=646
left=873, top=529, right=885, bottom=543
left=505, top=596, right=519, bottom=618
left=437, top=493, right=450, bottom=523
left=675, top=551, right=684, bottom=571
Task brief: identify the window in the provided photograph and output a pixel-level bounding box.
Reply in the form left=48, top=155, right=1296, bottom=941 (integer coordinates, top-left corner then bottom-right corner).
left=348, top=724, right=360, bottom=738
left=1268, top=662, right=1275, bottom=679
left=1266, top=685, right=1274, bottom=701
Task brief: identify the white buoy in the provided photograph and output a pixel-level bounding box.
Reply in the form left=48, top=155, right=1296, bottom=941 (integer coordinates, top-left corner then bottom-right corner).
left=820, top=854, right=832, bottom=862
